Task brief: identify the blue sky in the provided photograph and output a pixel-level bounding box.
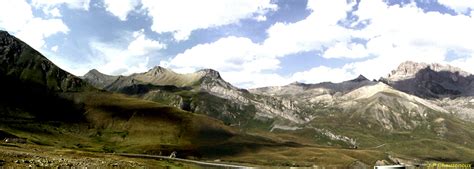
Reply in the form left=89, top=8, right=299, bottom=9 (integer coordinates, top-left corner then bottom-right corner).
left=1, top=0, right=474, bottom=88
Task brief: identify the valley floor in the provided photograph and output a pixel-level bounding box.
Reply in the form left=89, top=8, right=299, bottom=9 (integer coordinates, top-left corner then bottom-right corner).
left=0, top=143, right=201, bottom=168
left=1, top=137, right=473, bottom=168
left=0, top=140, right=387, bottom=168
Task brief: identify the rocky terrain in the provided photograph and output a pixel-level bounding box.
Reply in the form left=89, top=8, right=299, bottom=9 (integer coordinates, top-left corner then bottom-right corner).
left=0, top=142, right=196, bottom=168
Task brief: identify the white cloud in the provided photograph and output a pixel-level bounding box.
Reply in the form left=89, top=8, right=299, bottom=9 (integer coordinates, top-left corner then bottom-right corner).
left=162, top=36, right=291, bottom=88
left=140, top=0, right=277, bottom=41
left=222, top=72, right=290, bottom=89
left=86, top=0, right=474, bottom=88
left=44, top=7, right=62, bottom=17
left=88, top=30, right=166, bottom=75
left=0, top=0, right=33, bottom=32
left=260, top=0, right=356, bottom=58
left=162, top=0, right=362, bottom=88
left=127, top=29, right=167, bottom=56
left=252, top=0, right=474, bottom=86
left=438, top=0, right=474, bottom=14
left=322, top=42, right=369, bottom=59
left=163, top=36, right=276, bottom=73
left=354, top=1, right=474, bottom=49
left=340, top=0, right=474, bottom=79
left=254, top=15, right=268, bottom=22
left=15, top=18, right=69, bottom=50
left=103, top=0, right=140, bottom=21
left=306, top=0, right=356, bottom=25
left=191, top=0, right=474, bottom=88
left=51, top=45, right=59, bottom=52
left=291, top=66, right=356, bottom=84
left=30, top=0, right=91, bottom=11
left=0, top=0, right=69, bottom=50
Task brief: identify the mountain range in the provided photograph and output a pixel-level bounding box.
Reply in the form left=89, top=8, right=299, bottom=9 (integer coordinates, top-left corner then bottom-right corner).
left=1, top=30, right=474, bottom=167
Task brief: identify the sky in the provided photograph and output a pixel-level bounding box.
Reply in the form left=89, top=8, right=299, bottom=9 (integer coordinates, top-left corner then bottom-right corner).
left=1, top=0, right=474, bottom=88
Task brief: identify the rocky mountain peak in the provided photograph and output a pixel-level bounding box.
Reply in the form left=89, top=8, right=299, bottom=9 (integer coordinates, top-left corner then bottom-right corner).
left=0, top=30, right=10, bottom=38
left=388, top=61, right=471, bottom=81
left=388, top=61, right=428, bottom=80
left=289, top=81, right=306, bottom=86
left=381, top=61, right=474, bottom=98
left=82, top=69, right=115, bottom=78
left=82, top=68, right=118, bottom=89
left=151, top=66, right=168, bottom=72
left=0, top=31, right=22, bottom=56
left=84, top=69, right=101, bottom=76
left=196, top=68, right=221, bottom=79
left=83, top=69, right=115, bottom=80
left=145, top=66, right=173, bottom=76
left=349, top=74, right=369, bottom=82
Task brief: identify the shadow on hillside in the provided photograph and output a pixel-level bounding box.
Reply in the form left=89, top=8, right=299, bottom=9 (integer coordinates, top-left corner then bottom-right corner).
left=118, top=84, right=193, bottom=95
left=0, top=74, right=85, bottom=122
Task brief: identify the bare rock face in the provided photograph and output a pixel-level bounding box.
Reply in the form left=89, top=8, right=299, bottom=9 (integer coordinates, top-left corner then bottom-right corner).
left=437, top=96, right=474, bottom=121
left=381, top=61, right=474, bottom=98
left=386, top=61, right=471, bottom=81
left=196, top=68, right=221, bottom=79
left=387, top=61, right=432, bottom=81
